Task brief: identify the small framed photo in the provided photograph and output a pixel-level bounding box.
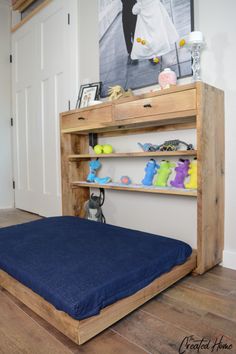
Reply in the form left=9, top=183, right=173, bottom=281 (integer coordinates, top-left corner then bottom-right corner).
left=76, top=82, right=101, bottom=109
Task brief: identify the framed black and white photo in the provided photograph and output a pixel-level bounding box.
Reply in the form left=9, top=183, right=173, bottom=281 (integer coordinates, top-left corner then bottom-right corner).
left=76, top=82, right=101, bottom=109
left=99, top=0, right=194, bottom=97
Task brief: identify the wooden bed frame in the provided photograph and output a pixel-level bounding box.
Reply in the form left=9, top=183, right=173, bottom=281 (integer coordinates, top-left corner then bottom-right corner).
left=0, top=83, right=224, bottom=345
left=0, top=252, right=196, bottom=345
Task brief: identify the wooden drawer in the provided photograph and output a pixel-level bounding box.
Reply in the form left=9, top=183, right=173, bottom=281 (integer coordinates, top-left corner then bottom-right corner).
left=114, top=89, right=196, bottom=121
left=61, top=105, right=112, bottom=130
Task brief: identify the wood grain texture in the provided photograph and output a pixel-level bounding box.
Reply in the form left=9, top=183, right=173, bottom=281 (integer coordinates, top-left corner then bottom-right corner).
left=141, top=290, right=236, bottom=350
left=60, top=83, right=197, bottom=119
left=210, top=265, right=236, bottom=281
left=61, top=82, right=225, bottom=273
left=77, top=251, right=197, bottom=344
left=0, top=289, right=146, bottom=354
left=113, top=310, right=192, bottom=354
left=114, top=89, right=196, bottom=121
left=0, top=208, right=41, bottom=228
left=196, top=82, right=225, bottom=274
left=0, top=270, right=80, bottom=345
left=60, top=124, right=89, bottom=217
left=0, top=208, right=234, bottom=354
left=163, top=282, right=236, bottom=322
left=61, top=105, right=112, bottom=130
left=0, top=290, right=72, bottom=354
left=68, top=150, right=197, bottom=160
left=0, top=252, right=196, bottom=345
left=71, top=182, right=197, bottom=197
left=34, top=82, right=226, bottom=345
left=181, top=272, right=236, bottom=296
left=98, top=121, right=196, bottom=138
left=61, top=111, right=196, bottom=135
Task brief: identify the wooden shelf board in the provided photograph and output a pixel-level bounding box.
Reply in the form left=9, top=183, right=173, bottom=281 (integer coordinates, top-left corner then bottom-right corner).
left=71, top=181, right=197, bottom=197
left=69, top=150, right=197, bottom=160
left=61, top=111, right=196, bottom=135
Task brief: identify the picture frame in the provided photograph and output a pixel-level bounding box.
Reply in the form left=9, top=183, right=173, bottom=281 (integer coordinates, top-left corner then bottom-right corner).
left=99, top=0, right=194, bottom=97
left=76, top=82, right=102, bottom=109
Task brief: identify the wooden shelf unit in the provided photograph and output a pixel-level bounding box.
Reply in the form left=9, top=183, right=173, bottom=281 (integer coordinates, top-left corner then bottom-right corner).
left=71, top=181, right=197, bottom=197
left=4, top=82, right=222, bottom=347
left=68, top=150, right=197, bottom=160
left=60, top=82, right=224, bottom=275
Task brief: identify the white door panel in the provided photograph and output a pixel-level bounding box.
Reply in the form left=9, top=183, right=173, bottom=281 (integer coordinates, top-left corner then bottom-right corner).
left=41, top=7, right=65, bottom=73
left=15, top=31, right=35, bottom=86
left=12, top=0, right=78, bottom=216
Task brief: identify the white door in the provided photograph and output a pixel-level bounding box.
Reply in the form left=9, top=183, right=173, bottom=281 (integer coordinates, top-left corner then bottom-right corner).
left=12, top=0, right=78, bottom=216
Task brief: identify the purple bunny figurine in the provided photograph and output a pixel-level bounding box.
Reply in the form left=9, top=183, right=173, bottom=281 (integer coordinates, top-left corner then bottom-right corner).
left=170, top=159, right=190, bottom=188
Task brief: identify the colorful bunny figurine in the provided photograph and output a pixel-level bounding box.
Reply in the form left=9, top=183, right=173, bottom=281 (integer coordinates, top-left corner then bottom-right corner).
left=185, top=159, right=197, bottom=189
left=87, top=159, right=101, bottom=182
left=170, top=159, right=190, bottom=188
left=87, top=159, right=111, bottom=184
left=154, top=160, right=175, bottom=187
left=142, top=159, right=160, bottom=186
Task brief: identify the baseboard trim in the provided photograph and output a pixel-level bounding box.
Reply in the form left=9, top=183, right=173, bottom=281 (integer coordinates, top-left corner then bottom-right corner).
left=222, top=250, right=236, bottom=270
left=0, top=205, right=14, bottom=210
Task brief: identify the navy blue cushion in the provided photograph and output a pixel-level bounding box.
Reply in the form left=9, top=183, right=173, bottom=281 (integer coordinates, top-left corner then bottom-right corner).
left=0, top=217, right=192, bottom=320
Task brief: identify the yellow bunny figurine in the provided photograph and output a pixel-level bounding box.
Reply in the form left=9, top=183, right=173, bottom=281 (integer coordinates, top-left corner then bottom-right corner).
left=185, top=159, right=197, bottom=189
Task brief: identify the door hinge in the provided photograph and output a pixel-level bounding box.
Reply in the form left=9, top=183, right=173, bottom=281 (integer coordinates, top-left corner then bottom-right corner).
left=13, top=181, right=15, bottom=190
left=68, top=100, right=71, bottom=111
left=10, top=118, right=13, bottom=126
left=10, top=54, right=12, bottom=63
left=68, top=13, right=70, bottom=25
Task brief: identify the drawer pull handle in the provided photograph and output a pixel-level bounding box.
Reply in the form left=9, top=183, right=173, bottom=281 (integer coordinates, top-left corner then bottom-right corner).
left=143, top=104, right=152, bottom=108
left=78, top=117, right=85, bottom=120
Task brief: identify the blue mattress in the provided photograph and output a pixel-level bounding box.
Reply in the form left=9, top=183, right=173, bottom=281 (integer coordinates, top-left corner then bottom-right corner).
left=0, top=217, right=192, bottom=320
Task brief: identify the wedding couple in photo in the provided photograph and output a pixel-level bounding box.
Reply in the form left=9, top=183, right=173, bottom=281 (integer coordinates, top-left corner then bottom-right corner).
left=121, top=0, right=179, bottom=65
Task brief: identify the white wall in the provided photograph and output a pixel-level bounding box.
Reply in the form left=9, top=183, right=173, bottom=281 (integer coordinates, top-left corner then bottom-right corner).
left=98, top=130, right=197, bottom=248
left=195, top=0, right=236, bottom=269
left=78, top=0, right=99, bottom=85
left=0, top=0, right=13, bottom=209
left=80, top=0, right=236, bottom=269
left=82, top=0, right=197, bottom=248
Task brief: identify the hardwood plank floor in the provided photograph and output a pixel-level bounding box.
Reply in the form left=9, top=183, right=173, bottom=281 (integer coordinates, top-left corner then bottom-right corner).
left=0, top=209, right=41, bottom=228
left=0, top=209, right=235, bottom=354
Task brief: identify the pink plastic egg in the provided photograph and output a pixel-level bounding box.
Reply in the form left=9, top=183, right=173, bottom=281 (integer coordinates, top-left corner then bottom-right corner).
left=158, top=68, right=177, bottom=89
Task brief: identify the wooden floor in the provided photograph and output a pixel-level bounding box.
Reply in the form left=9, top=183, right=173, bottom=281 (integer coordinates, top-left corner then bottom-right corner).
left=0, top=210, right=236, bottom=354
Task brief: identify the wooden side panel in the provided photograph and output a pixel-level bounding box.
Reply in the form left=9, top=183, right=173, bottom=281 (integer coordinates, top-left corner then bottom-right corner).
left=0, top=253, right=196, bottom=345
left=196, top=83, right=225, bottom=274
left=0, top=270, right=80, bottom=344
left=60, top=117, right=89, bottom=216
left=78, top=252, right=197, bottom=344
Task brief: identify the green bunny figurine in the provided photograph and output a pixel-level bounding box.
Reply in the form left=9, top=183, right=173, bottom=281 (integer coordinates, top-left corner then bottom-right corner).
left=154, top=160, right=175, bottom=187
